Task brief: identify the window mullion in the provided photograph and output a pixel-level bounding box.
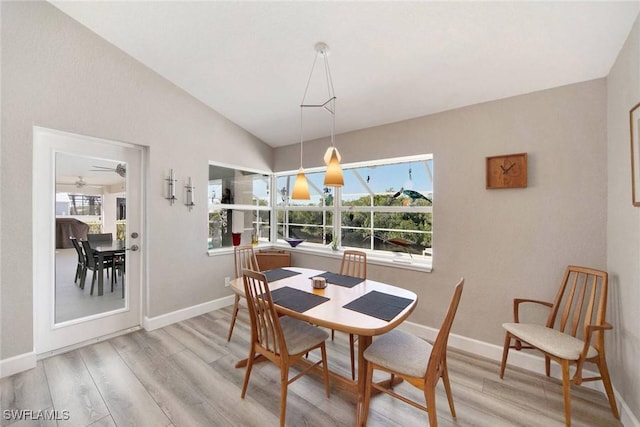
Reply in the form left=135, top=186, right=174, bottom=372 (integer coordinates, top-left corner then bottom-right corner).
left=334, top=186, right=341, bottom=247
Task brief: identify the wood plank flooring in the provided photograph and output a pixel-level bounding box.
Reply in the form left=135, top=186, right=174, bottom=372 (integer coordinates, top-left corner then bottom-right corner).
left=1, top=306, right=622, bottom=426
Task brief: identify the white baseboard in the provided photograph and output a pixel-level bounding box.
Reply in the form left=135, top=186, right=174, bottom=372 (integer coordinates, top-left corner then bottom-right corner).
left=0, top=351, right=36, bottom=379
left=398, top=321, right=639, bottom=427
left=143, top=295, right=234, bottom=331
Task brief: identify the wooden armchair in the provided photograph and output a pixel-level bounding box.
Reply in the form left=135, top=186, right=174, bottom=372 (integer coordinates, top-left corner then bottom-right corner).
left=500, top=265, right=619, bottom=426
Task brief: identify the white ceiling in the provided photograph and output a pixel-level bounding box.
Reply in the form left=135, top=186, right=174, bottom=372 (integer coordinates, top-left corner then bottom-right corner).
left=50, top=1, right=640, bottom=148
left=56, top=153, right=125, bottom=188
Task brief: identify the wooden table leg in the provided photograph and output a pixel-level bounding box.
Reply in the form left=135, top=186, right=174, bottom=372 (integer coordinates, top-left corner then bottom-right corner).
left=355, top=335, right=372, bottom=427
left=353, top=335, right=403, bottom=426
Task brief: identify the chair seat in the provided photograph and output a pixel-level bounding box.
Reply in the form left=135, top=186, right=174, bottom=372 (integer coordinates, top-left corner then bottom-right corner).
left=231, top=284, right=245, bottom=297
left=502, top=323, right=597, bottom=360
left=280, top=316, right=329, bottom=355
left=364, top=329, right=432, bottom=378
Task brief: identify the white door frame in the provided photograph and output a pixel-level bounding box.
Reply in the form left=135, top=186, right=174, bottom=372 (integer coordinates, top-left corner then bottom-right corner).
left=33, top=126, right=146, bottom=355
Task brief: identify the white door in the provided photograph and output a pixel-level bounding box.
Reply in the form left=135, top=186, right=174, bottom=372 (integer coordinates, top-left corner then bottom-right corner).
left=33, top=127, right=144, bottom=354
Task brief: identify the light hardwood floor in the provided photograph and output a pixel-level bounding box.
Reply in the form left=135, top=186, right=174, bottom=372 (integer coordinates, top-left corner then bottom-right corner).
left=1, top=306, right=622, bottom=427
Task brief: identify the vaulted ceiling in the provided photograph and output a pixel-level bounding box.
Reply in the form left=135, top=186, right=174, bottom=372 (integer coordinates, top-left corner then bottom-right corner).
left=51, top=1, right=640, bottom=147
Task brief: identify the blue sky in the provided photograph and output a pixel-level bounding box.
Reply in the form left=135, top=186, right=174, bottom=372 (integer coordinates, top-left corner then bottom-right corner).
left=208, top=159, right=433, bottom=206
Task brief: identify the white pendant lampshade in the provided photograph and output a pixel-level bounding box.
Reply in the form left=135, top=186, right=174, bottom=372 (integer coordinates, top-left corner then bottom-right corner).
left=291, top=168, right=311, bottom=199
left=324, top=146, right=342, bottom=165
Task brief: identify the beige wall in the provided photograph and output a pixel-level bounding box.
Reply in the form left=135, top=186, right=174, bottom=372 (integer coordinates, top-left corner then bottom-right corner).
left=607, top=13, right=640, bottom=420
left=0, top=1, right=271, bottom=359
left=277, top=79, right=608, bottom=345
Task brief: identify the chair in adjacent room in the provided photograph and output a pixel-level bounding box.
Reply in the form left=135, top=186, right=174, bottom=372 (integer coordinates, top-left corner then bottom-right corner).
left=335, top=250, right=367, bottom=380
left=240, top=269, right=330, bottom=427
left=500, top=265, right=619, bottom=426
left=112, top=251, right=125, bottom=298
left=69, top=236, right=86, bottom=287
left=86, top=232, right=114, bottom=279
left=227, top=245, right=259, bottom=342
left=80, top=240, right=112, bottom=295
left=87, top=232, right=113, bottom=243
left=361, top=278, right=464, bottom=427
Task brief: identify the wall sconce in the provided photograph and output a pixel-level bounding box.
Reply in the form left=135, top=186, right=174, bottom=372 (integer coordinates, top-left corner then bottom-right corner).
left=185, top=177, right=195, bottom=211
left=166, top=168, right=177, bottom=205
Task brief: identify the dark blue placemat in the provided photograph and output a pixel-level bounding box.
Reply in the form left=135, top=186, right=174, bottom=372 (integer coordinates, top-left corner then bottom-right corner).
left=310, top=272, right=364, bottom=288
left=269, top=286, right=330, bottom=313
left=343, top=290, right=413, bottom=321
left=263, top=268, right=301, bottom=282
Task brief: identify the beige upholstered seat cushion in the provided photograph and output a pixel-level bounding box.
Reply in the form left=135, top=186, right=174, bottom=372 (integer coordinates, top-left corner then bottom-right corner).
left=502, top=323, right=597, bottom=360
left=363, top=330, right=432, bottom=378
left=280, top=316, right=329, bottom=355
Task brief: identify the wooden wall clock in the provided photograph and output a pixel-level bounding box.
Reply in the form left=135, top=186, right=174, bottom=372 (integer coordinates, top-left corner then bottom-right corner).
left=486, top=152, right=528, bottom=189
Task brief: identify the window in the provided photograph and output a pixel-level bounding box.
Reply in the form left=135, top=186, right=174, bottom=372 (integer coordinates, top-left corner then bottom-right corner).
left=276, top=154, right=433, bottom=265
left=56, top=193, right=102, bottom=216
left=275, top=170, right=334, bottom=245
left=208, top=163, right=271, bottom=250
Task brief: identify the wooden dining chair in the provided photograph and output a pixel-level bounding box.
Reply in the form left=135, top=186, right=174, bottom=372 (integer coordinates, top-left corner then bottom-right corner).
left=335, top=250, right=367, bottom=380
left=362, top=278, right=464, bottom=427
left=240, top=269, right=330, bottom=427
left=500, top=266, right=619, bottom=426
left=227, top=245, right=259, bottom=342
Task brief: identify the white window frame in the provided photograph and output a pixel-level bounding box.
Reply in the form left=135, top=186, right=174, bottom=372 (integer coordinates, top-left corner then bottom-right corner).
left=274, top=154, right=433, bottom=271
left=207, top=161, right=272, bottom=253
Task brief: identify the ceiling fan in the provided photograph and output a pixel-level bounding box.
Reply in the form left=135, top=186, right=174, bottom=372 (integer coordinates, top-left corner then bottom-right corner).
left=67, top=176, right=102, bottom=189
left=90, top=163, right=126, bottom=177
left=74, top=176, right=88, bottom=188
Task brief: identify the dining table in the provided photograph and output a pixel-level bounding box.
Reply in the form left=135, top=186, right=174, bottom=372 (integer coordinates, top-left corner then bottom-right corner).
left=230, top=266, right=418, bottom=426
left=89, top=240, right=126, bottom=296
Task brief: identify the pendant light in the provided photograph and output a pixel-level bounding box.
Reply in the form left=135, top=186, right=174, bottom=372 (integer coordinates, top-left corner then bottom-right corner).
left=292, top=42, right=343, bottom=199
left=315, top=43, right=343, bottom=187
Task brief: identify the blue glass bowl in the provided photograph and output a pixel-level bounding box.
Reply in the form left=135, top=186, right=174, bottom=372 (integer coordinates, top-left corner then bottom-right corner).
left=284, top=238, right=305, bottom=247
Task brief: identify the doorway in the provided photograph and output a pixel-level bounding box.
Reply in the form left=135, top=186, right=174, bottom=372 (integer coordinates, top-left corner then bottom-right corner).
left=33, top=127, right=145, bottom=354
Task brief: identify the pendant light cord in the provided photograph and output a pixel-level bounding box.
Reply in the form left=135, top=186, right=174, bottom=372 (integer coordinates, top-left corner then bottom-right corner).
left=300, top=49, right=337, bottom=148
left=299, top=107, right=304, bottom=168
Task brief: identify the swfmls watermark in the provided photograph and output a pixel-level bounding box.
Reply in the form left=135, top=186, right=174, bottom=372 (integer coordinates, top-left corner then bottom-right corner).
left=3, top=409, right=70, bottom=421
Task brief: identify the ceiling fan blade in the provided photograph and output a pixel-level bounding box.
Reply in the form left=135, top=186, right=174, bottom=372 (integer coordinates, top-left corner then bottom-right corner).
left=90, top=164, right=126, bottom=177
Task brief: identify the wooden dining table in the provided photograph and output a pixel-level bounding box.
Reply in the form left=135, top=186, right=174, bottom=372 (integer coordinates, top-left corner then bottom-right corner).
left=230, top=266, right=418, bottom=426
left=90, top=240, right=126, bottom=296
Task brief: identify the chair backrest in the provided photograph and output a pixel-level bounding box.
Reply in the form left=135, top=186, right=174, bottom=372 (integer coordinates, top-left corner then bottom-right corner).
left=234, top=245, right=259, bottom=278
left=427, top=278, right=464, bottom=379
left=242, top=269, right=286, bottom=355
left=546, top=266, right=608, bottom=352
left=87, top=233, right=113, bottom=243
left=80, top=240, right=98, bottom=269
left=69, top=236, right=84, bottom=264
left=340, top=250, right=367, bottom=279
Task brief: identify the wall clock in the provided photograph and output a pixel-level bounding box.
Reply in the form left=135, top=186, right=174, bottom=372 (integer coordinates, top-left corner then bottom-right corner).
left=486, top=152, right=528, bottom=189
